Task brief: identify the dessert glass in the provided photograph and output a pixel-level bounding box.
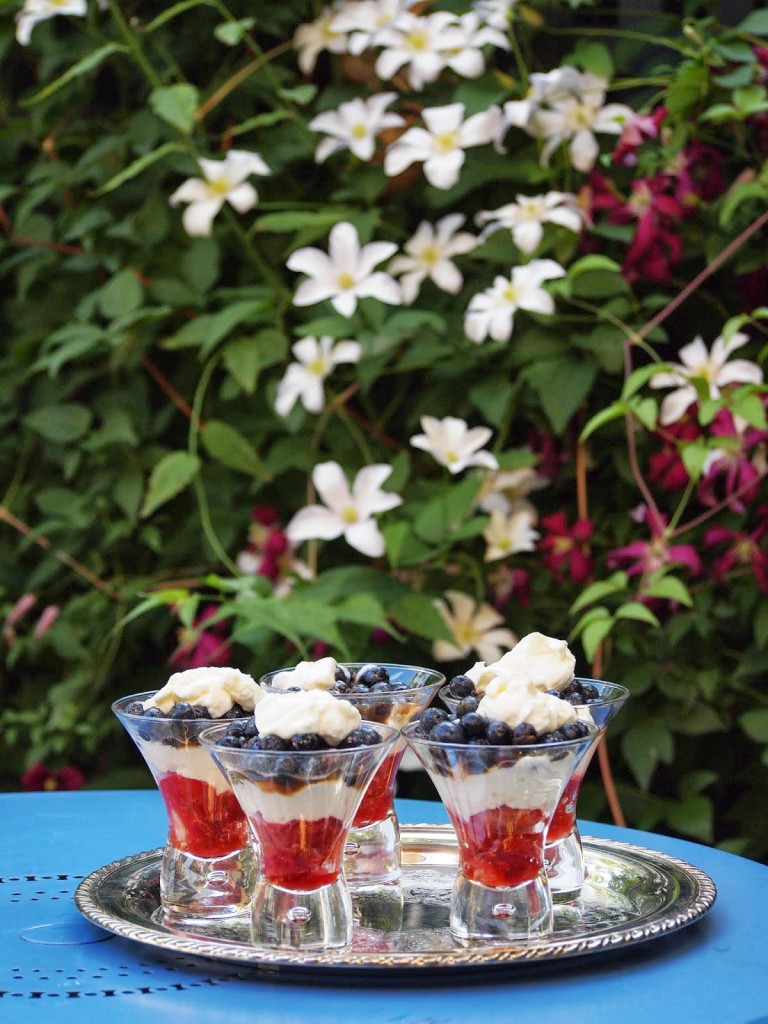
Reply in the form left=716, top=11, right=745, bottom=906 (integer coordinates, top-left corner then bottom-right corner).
left=113, top=693, right=255, bottom=925
left=261, top=663, right=444, bottom=886
left=439, top=678, right=629, bottom=901
left=202, top=721, right=399, bottom=950
left=402, top=721, right=595, bottom=944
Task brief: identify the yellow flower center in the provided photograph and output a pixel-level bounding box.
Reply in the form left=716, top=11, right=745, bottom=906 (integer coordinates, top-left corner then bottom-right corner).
left=208, top=177, right=232, bottom=196
left=352, top=123, right=367, bottom=139
left=43, top=778, right=58, bottom=791
left=454, top=622, right=480, bottom=646
left=435, top=131, right=460, bottom=153
left=308, top=357, right=327, bottom=376
left=421, top=244, right=439, bottom=265
left=338, top=272, right=356, bottom=290
left=406, top=30, right=429, bottom=51
left=445, top=450, right=459, bottom=464
left=502, top=283, right=520, bottom=304
left=341, top=506, right=358, bottom=524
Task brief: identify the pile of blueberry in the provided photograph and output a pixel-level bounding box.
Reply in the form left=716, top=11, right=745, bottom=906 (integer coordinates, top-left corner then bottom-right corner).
left=121, top=698, right=251, bottom=746
left=331, top=664, right=415, bottom=694
left=445, top=673, right=603, bottom=705
left=417, top=705, right=592, bottom=747
left=214, top=717, right=381, bottom=752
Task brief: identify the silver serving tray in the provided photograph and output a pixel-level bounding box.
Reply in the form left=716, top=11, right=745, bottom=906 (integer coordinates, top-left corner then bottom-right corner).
left=74, top=825, right=716, bottom=975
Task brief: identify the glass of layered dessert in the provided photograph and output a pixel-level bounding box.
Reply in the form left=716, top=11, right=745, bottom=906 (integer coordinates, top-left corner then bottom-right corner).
left=404, top=675, right=596, bottom=944
left=439, top=632, right=629, bottom=901
left=202, top=688, right=398, bottom=950
left=112, top=666, right=261, bottom=924
left=261, top=658, right=444, bottom=886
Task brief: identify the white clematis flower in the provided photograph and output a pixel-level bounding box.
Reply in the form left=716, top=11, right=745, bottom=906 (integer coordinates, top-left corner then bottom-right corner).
left=432, top=590, right=518, bottom=663
left=293, top=3, right=350, bottom=74
left=285, top=461, right=403, bottom=558
left=275, top=336, right=363, bottom=417
left=384, top=102, right=498, bottom=190
left=464, top=259, right=566, bottom=344
left=287, top=221, right=402, bottom=318
left=649, top=330, right=763, bottom=426
left=410, top=415, right=498, bottom=475
left=309, top=93, right=405, bottom=164
left=483, top=506, right=540, bottom=562
left=475, top=192, right=583, bottom=254
left=331, top=0, right=418, bottom=55
left=475, top=466, right=548, bottom=515
left=374, top=11, right=465, bottom=90
left=472, top=0, right=518, bottom=30
left=168, top=150, right=270, bottom=237
left=388, top=214, right=478, bottom=304
left=16, top=0, right=87, bottom=45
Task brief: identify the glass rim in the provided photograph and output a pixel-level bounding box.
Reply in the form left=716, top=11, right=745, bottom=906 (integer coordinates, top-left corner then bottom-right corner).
left=198, top=720, right=401, bottom=755
left=439, top=678, right=630, bottom=706
left=401, top=719, right=598, bottom=753
left=260, top=662, right=446, bottom=696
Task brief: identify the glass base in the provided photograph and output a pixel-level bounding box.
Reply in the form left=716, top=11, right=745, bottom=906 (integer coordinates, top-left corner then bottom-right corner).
left=159, top=842, right=254, bottom=924
left=546, top=826, right=586, bottom=902
left=344, top=809, right=401, bottom=886
left=450, top=870, right=553, bottom=944
left=252, top=877, right=353, bottom=950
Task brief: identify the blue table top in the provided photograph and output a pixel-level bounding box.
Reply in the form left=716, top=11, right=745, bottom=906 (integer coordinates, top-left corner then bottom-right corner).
left=1, top=790, right=767, bottom=1024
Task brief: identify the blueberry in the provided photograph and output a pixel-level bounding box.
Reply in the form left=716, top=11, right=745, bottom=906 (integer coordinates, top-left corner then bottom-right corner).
left=123, top=701, right=145, bottom=715
left=335, top=665, right=352, bottom=684
left=447, top=674, right=475, bottom=698
left=581, top=683, right=600, bottom=701
left=562, top=680, right=584, bottom=700
left=260, top=734, right=288, bottom=751
left=217, top=734, right=246, bottom=748
left=355, top=665, right=390, bottom=688
left=333, top=680, right=350, bottom=694
left=564, top=692, right=584, bottom=706
left=512, top=722, right=538, bottom=745
left=560, top=722, right=584, bottom=741
left=485, top=720, right=514, bottom=745
left=419, top=707, right=449, bottom=735
left=430, top=720, right=467, bottom=744
left=455, top=695, right=480, bottom=717
left=539, top=730, right=565, bottom=744
left=244, top=736, right=264, bottom=749
left=388, top=680, right=411, bottom=691
left=191, top=705, right=212, bottom=719
left=225, top=720, right=248, bottom=738
left=243, top=718, right=259, bottom=739
left=371, top=681, right=391, bottom=692
left=221, top=703, right=247, bottom=720
left=460, top=712, right=487, bottom=739
left=544, top=688, right=561, bottom=699
left=341, top=725, right=380, bottom=748
left=168, top=702, right=195, bottom=719
left=291, top=732, right=325, bottom=751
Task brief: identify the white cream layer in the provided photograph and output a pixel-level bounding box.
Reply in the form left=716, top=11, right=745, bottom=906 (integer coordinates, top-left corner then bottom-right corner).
left=433, top=751, right=577, bottom=816
left=135, top=736, right=231, bottom=794
left=229, top=776, right=361, bottom=825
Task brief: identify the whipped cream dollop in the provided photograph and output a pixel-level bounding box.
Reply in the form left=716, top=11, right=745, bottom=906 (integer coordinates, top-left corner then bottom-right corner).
left=144, top=666, right=263, bottom=718
left=268, top=656, right=338, bottom=691
left=254, top=689, right=361, bottom=745
left=468, top=631, right=575, bottom=694
left=478, top=677, right=577, bottom=734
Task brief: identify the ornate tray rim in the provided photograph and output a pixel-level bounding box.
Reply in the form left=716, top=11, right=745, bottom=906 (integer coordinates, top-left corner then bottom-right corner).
left=74, top=825, right=717, bottom=974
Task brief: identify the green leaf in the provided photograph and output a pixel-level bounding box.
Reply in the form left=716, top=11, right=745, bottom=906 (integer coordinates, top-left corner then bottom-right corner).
left=97, top=269, right=144, bottom=320
left=524, top=357, right=598, bottom=435
left=201, top=420, right=270, bottom=479
left=223, top=337, right=261, bottom=393
left=627, top=395, right=658, bottom=431
left=570, top=606, right=613, bottom=662
left=569, top=572, right=628, bottom=615
left=389, top=593, right=453, bottom=643
left=621, top=362, right=671, bottom=401
left=164, top=299, right=271, bottom=355
left=24, top=44, right=129, bottom=106
left=622, top=720, right=674, bottom=790
left=257, top=209, right=359, bottom=235
left=665, top=795, right=713, bottom=843
left=412, top=476, right=479, bottom=545
left=665, top=62, right=709, bottom=118
left=149, top=84, right=200, bottom=133
left=145, top=0, right=213, bottom=31
left=24, top=403, right=92, bottom=443
left=94, top=142, right=187, bottom=196
left=738, top=708, right=768, bottom=742
left=730, top=389, right=768, bottom=429
left=613, top=602, right=661, bottom=627
left=738, top=10, right=768, bottom=35
left=140, top=451, right=200, bottom=518
left=579, top=401, right=629, bottom=441
left=641, top=574, right=693, bottom=606
left=333, top=593, right=387, bottom=629
left=214, top=18, right=256, bottom=45
left=680, top=439, right=710, bottom=480
left=383, top=521, right=436, bottom=569
left=567, top=254, right=623, bottom=278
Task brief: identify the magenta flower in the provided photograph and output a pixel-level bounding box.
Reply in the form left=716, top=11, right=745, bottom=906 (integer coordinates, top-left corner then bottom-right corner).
left=21, top=762, right=85, bottom=792
left=606, top=510, right=701, bottom=579
left=647, top=418, right=703, bottom=492
left=697, top=409, right=768, bottom=514
left=170, top=605, right=233, bottom=671
left=538, top=511, right=594, bottom=583
left=705, top=517, right=768, bottom=592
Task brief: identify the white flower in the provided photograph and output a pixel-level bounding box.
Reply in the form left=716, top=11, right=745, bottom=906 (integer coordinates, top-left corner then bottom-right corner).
left=275, top=336, right=363, bottom=417
left=293, top=3, right=350, bottom=74
left=472, top=0, right=518, bottom=30
left=410, top=415, right=498, bottom=475
left=430, top=12, right=510, bottom=82
left=464, top=258, right=566, bottom=344
left=384, top=102, right=498, bottom=190
left=388, top=214, right=478, bottom=304
left=374, top=11, right=464, bottom=90
left=16, top=0, right=87, bottom=45
left=483, top=506, right=539, bottom=562
left=432, top=590, right=517, bottom=663
left=168, top=150, right=270, bottom=237
left=475, top=466, right=548, bottom=515
left=286, top=221, right=402, bottom=318
left=475, top=192, right=583, bottom=254
left=309, top=93, right=405, bottom=164
left=649, top=330, right=763, bottom=426
left=331, top=0, right=418, bottom=55
left=285, top=461, right=403, bottom=558
left=510, top=69, right=632, bottom=173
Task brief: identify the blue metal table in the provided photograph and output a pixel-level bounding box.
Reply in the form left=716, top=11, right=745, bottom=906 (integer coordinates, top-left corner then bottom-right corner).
left=1, top=790, right=766, bottom=1023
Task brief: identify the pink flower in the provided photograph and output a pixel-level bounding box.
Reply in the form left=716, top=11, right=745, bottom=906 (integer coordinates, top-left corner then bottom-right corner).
left=488, top=565, right=531, bottom=610
left=612, top=106, right=665, bottom=166
left=538, top=511, right=594, bottom=583
left=170, top=605, right=232, bottom=670
left=21, top=762, right=85, bottom=792
left=647, top=418, right=703, bottom=492
left=705, top=516, right=768, bottom=592
left=697, top=409, right=768, bottom=514
left=606, top=510, right=701, bottom=578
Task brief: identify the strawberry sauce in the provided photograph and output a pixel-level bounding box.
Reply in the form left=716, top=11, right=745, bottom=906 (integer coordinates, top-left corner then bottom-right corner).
left=352, top=750, right=401, bottom=827
left=156, top=772, right=248, bottom=858
left=253, top=813, right=348, bottom=890
left=547, top=772, right=584, bottom=843
left=450, top=805, right=548, bottom=888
